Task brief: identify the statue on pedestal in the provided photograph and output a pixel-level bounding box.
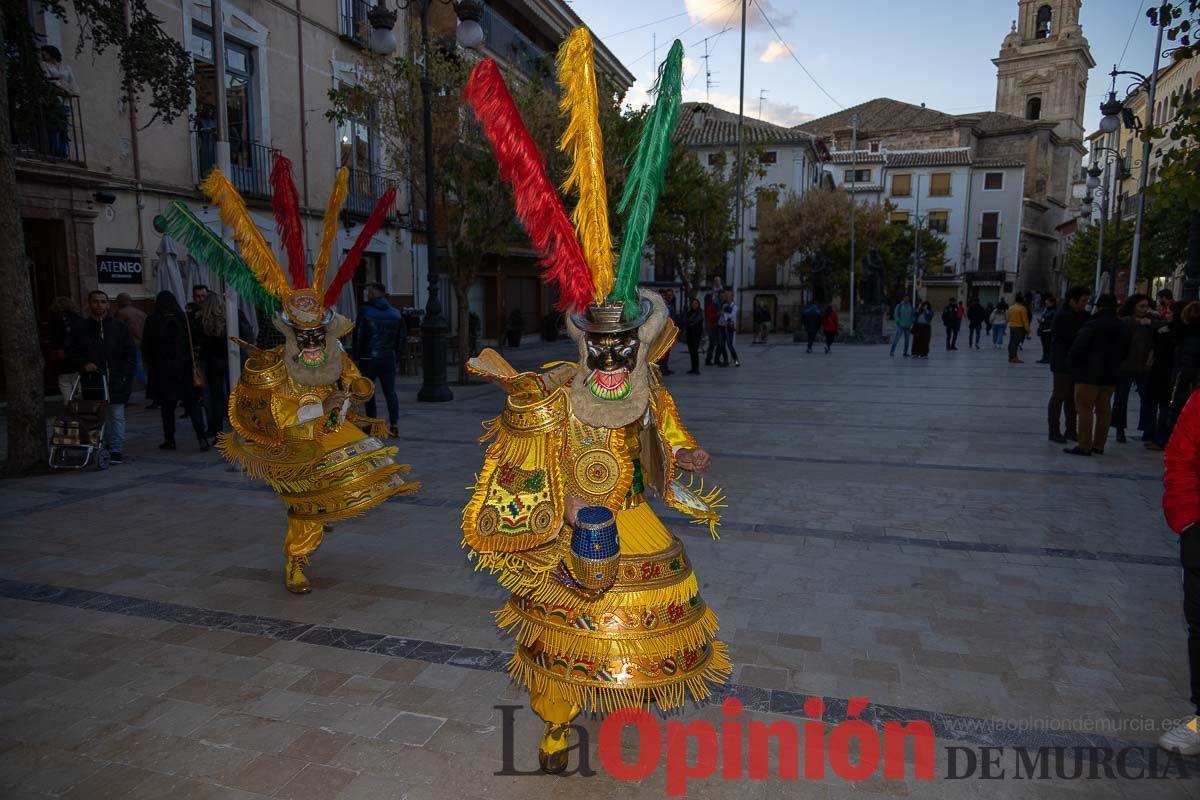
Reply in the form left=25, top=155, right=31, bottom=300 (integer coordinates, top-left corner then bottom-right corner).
left=862, top=248, right=886, bottom=306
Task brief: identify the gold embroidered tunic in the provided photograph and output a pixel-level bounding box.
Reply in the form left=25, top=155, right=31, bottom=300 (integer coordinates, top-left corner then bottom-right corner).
left=218, top=346, right=416, bottom=554
left=463, top=350, right=729, bottom=713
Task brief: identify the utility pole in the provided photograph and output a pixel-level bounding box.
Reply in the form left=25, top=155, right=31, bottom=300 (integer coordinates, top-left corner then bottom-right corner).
left=1128, top=7, right=1165, bottom=295
left=210, top=1, right=240, bottom=385
left=849, top=114, right=857, bottom=331
left=912, top=175, right=921, bottom=306
left=735, top=0, right=747, bottom=323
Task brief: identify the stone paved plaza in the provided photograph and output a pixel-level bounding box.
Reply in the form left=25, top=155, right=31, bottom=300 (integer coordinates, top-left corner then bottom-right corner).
left=1, top=335, right=1198, bottom=799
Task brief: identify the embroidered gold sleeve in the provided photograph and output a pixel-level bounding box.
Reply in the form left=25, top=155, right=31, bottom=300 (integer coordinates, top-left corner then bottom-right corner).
left=342, top=352, right=374, bottom=403
left=461, top=386, right=568, bottom=555
left=228, top=347, right=292, bottom=446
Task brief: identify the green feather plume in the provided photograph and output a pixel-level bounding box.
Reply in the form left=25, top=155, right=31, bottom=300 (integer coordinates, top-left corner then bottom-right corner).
left=154, top=201, right=281, bottom=314
left=612, top=39, right=684, bottom=315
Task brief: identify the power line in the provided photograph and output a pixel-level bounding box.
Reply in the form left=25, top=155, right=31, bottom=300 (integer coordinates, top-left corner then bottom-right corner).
left=1117, top=1, right=1149, bottom=69
left=755, top=0, right=844, bottom=109
left=625, top=0, right=740, bottom=68
left=601, top=9, right=692, bottom=39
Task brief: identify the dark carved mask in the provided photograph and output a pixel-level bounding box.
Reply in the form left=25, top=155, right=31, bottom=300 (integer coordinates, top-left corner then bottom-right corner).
left=584, top=331, right=639, bottom=401
left=293, top=326, right=329, bottom=367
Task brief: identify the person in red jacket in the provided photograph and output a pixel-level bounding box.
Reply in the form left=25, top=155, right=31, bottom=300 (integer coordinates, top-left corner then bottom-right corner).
left=1160, top=388, right=1200, bottom=755
left=821, top=305, right=839, bottom=354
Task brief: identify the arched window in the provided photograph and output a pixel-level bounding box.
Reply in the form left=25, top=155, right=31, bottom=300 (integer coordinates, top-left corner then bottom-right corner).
left=1035, top=5, right=1053, bottom=39
left=1026, top=96, right=1042, bottom=120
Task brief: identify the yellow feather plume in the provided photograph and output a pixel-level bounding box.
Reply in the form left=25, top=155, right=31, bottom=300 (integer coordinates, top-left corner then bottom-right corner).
left=312, top=167, right=350, bottom=295
left=557, top=27, right=612, bottom=303
left=199, top=170, right=290, bottom=300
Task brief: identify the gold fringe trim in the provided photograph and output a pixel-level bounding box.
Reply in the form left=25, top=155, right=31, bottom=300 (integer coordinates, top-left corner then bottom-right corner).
left=509, top=640, right=732, bottom=714
left=216, top=432, right=313, bottom=481
left=495, top=603, right=721, bottom=663
left=199, top=170, right=289, bottom=300
left=286, top=475, right=420, bottom=524
left=465, top=545, right=701, bottom=614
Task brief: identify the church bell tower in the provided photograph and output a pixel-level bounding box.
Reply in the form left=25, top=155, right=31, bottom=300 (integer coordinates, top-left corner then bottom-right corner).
left=993, top=0, right=1095, bottom=144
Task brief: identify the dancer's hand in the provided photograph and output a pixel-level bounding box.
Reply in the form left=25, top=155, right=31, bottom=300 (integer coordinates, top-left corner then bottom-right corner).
left=564, top=495, right=585, bottom=526
left=676, top=447, right=711, bottom=473
left=322, top=391, right=348, bottom=414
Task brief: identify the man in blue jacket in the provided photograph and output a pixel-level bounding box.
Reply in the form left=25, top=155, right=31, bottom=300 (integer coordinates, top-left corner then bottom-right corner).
left=353, top=283, right=405, bottom=437
left=890, top=296, right=914, bottom=357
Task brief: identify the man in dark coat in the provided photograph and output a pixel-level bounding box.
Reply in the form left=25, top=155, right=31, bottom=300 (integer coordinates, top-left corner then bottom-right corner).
left=1064, top=294, right=1131, bottom=456
left=142, top=291, right=208, bottom=451
left=1048, top=286, right=1090, bottom=444
left=966, top=298, right=986, bottom=349
left=353, top=283, right=406, bottom=436
left=67, top=289, right=136, bottom=463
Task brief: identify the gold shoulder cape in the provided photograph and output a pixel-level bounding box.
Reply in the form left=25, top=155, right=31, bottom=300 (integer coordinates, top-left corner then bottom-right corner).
left=217, top=346, right=417, bottom=522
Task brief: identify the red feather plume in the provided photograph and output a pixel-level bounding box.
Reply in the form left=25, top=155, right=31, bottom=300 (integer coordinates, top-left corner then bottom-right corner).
left=270, top=155, right=308, bottom=289
left=464, top=59, right=593, bottom=312
left=323, top=186, right=397, bottom=309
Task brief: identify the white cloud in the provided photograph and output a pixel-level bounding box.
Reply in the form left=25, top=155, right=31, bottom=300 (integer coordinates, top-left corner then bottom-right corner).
left=681, top=88, right=815, bottom=128
left=760, top=41, right=790, bottom=64
left=684, top=0, right=793, bottom=31
left=682, top=56, right=701, bottom=83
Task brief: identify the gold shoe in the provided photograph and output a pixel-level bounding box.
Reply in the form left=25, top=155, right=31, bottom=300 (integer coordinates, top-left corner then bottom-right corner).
left=285, top=555, right=311, bottom=594
left=538, top=721, right=571, bottom=774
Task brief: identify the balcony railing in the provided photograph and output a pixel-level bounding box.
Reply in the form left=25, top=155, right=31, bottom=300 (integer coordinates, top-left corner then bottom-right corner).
left=339, top=0, right=370, bottom=45
left=196, top=129, right=277, bottom=199
left=345, top=167, right=396, bottom=218
left=12, top=94, right=86, bottom=165
left=481, top=5, right=547, bottom=76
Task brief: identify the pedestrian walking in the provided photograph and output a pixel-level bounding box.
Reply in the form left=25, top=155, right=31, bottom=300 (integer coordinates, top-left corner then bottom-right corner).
left=966, top=298, right=986, bottom=349
left=1064, top=294, right=1130, bottom=456
left=1146, top=302, right=1178, bottom=450
left=114, top=292, right=147, bottom=387
left=353, top=282, right=405, bottom=436
left=1036, top=296, right=1057, bottom=364
left=911, top=300, right=934, bottom=359
left=704, top=293, right=721, bottom=366
left=890, top=296, right=914, bottom=357
left=1158, top=389, right=1200, bottom=755
left=47, top=296, right=83, bottom=400
left=721, top=290, right=740, bottom=367
left=142, top=291, right=207, bottom=451
left=941, top=299, right=960, bottom=350
left=67, top=290, right=135, bottom=463
left=801, top=301, right=821, bottom=353
left=198, top=291, right=230, bottom=438
left=821, top=305, right=839, bottom=354
left=1048, top=285, right=1089, bottom=444
left=658, top=288, right=676, bottom=375
left=1112, top=294, right=1155, bottom=444
left=684, top=297, right=704, bottom=374
left=753, top=301, right=771, bottom=344
left=990, top=301, right=1009, bottom=348
left=1007, top=293, right=1031, bottom=364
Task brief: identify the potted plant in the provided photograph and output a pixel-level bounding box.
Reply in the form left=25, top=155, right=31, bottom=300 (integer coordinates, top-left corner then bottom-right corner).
left=506, top=309, right=525, bottom=347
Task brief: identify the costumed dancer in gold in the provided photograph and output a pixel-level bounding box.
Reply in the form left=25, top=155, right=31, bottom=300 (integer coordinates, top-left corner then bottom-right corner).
left=153, top=156, right=417, bottom=594
left=461, top=30, right=728, bottom=772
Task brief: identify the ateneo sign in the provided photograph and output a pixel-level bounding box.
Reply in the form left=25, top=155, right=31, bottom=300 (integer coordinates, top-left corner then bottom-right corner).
left=97, top=254, right=143, bottom=284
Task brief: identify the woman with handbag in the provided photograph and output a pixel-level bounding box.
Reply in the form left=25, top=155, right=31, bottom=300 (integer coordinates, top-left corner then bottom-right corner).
left=142, top=291, right=208, bottom=450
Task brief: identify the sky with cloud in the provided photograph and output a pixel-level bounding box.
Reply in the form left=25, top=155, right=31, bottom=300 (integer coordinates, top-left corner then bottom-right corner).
left=570, top=0, right=1158, bottom=134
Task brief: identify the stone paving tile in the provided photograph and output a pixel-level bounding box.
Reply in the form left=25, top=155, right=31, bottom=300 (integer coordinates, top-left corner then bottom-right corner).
left=0, top=342, right=1196, bottom=797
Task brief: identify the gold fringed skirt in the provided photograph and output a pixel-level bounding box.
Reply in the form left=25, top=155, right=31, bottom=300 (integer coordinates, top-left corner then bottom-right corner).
left=218, top=424, right=419, bottom=523
left=481, top=501, right=730, bottom=714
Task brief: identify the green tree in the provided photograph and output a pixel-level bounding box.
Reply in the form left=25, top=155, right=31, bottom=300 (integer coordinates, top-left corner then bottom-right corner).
left=0, top=1, right=192, bottom=474
left=754, top=189, right=946, bottom=299
left=647, top=145, right=741, bottom=297
left=1063, top=218, right=1135, bottom=289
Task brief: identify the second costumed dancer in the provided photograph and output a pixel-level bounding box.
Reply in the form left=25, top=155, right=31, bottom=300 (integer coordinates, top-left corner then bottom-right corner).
left=460, top=29, right=729, bottom=772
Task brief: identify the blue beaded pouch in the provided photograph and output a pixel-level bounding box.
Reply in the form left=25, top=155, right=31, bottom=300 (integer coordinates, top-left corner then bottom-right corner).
left=568, top=506, right=621, bottom=592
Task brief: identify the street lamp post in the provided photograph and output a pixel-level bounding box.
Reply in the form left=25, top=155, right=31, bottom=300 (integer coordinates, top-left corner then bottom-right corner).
left=1086, top=137, right=1123, bottom=298
left=369, top=0, right=483, bottom=403
left=1097, top=5, right=1173, bottom=296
